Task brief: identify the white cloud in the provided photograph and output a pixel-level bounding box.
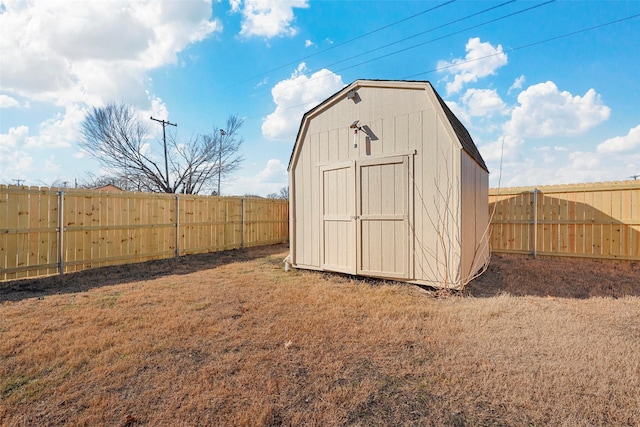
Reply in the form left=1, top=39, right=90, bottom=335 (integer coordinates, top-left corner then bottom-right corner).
left=262, top=63, right=344, bottom=141
left=73, top=149, right=89, bottom=159
left=233, top=0, right=309, bottom=38
left=0, top=0, right=217, bottom=185
left=0, top=94, right=19, bottom=108
left=255, top=77, right=270, bottom=88
left=503, top=81, right=611, bottom=138
left=508, top=75, right=525, bottom=94
left=0, top=150, right=33, bottom=184
left=550, top=151, right=613, bottom=184
left=480, top=81, right=613, bottom=187
left=25, top=104, right=86, bottom=149
left=256, top=159, right=287, bottom=183
left=487, top=144, right=638, bottom=189
left=305, top=39, right=314, bottom=47
left=541, top=151, right=555, bottom=165
left=0, top=0, right=220, bottom=106
left=460, top=88, right=507, bottom=117
left=229, top=0, right=241, bottom=12
left=0, top=125, right=29, bottom=150
left=225, top=159, right=289, bottom=196
left=146, top=95, right=171, bottom=134
left=0, top=111, right=84, bottom=182
left=438, top=37, right=508, bottom=94
left=568, top=151, right=600, bottom=170
left=479, top=135, right=523, bottom=163
left=43, top=156, right=61, bottom=173
left=596, top=124, right=640, bottom=154
left=533, top=146, right=551, bottom=152
left=0, top=126, right=33, bottom=183
left=47, top=6, right=153, bottom=62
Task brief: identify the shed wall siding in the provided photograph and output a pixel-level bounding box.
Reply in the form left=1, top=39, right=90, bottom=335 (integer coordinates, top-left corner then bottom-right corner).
left=460, top=151, right=490, bottom=284
left=412, top=109, right=462, bottom=286
left=291, top=82, right=485, bottom=288
left=293, top=87, right=431, bottom=269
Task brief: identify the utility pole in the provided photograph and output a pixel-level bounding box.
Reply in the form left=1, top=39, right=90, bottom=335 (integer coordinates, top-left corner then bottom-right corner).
left=150, top=116, right=177, bottom=192
left=218, top=129, right=226, bottom=196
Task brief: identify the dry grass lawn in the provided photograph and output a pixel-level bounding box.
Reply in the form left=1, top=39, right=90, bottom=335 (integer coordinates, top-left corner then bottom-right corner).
left=1, top=245, right=639, bottom=426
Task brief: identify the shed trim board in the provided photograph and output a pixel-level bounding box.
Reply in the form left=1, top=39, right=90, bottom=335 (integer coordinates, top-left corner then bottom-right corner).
left=289, top=79, right=490, bottom=288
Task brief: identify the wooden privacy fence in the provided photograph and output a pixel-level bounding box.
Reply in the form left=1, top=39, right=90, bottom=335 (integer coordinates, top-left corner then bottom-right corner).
left=489, top=180, right=640, bottom=261
left=0, top=185, right=289, bottom=281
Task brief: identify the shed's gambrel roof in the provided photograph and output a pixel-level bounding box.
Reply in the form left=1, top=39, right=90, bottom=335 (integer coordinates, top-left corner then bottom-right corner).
left=430, top=86, right=489, bottom=173
left=288, top=79, right=489, bottom=173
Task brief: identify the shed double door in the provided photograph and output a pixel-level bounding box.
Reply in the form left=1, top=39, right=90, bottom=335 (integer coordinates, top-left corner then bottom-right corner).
left=321, top=156, right=410, bottom=279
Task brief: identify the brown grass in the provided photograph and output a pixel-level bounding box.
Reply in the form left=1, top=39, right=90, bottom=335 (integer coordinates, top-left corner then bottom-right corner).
left=1, top=245, right=639, bottom=426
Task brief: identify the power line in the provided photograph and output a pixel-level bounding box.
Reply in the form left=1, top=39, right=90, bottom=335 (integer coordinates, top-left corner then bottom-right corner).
left=403, top=12, right=640, bottom=79
left=245, top=11, right=640, bottom=121
left=242, top=0, right=553, bottom=102
left=228, top=0, right=457, bottom=88
left=224, top=0, right=532, bottom=123
left=318, top=0, right=517, bottom=72
left=332, top=0, right=556, bottom=75
left=237, top=0, right=557, bottom=119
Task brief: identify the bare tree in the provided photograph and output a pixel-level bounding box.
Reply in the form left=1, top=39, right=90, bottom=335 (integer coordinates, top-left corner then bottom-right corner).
left=173, top=115, right=244, bottom=195
left=77, top=172, right=139, bottom=191
left=267, top=186, right=289, bottom=200
left=80, top=102, right=244, bottom=194
left=279, top=186, right=289, bottom=200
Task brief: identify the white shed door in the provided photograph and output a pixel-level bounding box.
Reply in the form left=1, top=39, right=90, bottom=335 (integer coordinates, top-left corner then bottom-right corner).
left=321, top=156, right=410, bottom=279
left=321, top=163, right=356, bottom=274
left=357, top=156, right=409, bottom=279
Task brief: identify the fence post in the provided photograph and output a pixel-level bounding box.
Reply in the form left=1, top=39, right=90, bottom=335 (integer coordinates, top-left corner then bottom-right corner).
left=533, top=188, right=538, bottom=259
left=241, top=197, right=245, bottom=249
left=175, top=195, right=180, bottom=258
left=58, top=190, right=65, bottom=275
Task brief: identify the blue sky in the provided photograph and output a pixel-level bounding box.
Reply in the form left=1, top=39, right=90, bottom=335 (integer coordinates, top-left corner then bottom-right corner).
left=1, top=0, right=639, bottom=195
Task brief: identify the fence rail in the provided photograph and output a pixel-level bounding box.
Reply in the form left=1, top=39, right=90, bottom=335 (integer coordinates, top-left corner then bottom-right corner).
left=4, top=180, right=638, bottom=281
left=0, top=185, right=289, bottom=281
left=489, top=180, right=640, bottom=261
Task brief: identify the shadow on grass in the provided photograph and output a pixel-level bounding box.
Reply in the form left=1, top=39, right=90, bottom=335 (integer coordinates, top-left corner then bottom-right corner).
left=0, top=244, right=289, bottom=303
left=480, top=190, right=640, bottom=299
left=466, top=253, right=640, bottom=299
left=4, top=243, right=637, bottom=303
left=309, top=253, right=640, bottom=300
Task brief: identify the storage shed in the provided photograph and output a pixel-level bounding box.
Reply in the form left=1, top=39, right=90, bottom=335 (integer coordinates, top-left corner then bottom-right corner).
left=288, top=80, right=490, bottom=289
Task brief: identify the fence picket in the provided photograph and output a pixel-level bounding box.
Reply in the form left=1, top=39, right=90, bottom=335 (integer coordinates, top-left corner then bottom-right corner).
left=1, top=186, right=288, bottom=281
left=490, top=180, right=640, bottom=261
